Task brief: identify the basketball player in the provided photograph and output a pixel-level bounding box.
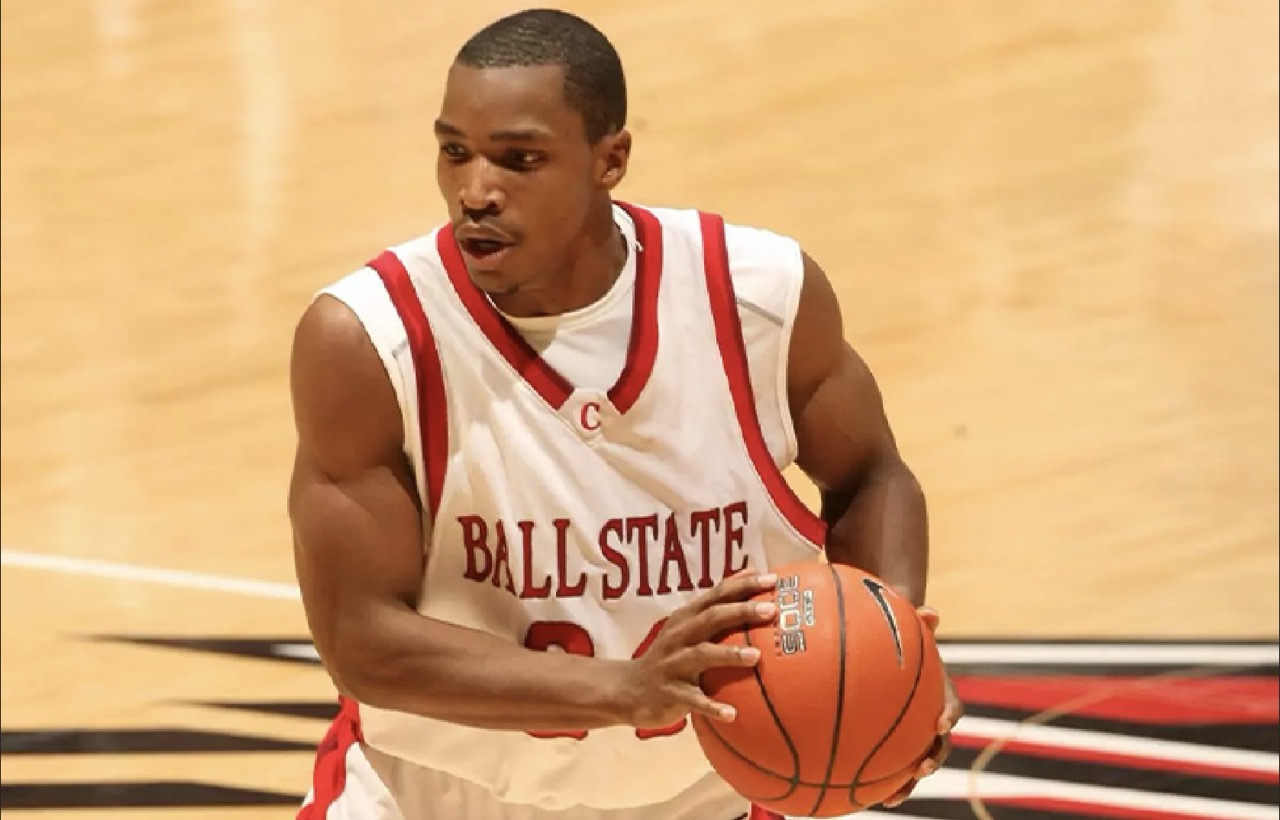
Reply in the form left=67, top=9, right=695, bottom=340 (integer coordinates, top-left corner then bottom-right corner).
left=287, top=9, right=962, bottom=819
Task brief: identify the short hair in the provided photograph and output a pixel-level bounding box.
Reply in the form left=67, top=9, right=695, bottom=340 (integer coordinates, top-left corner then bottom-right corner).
left=455, top=9, right=627, bottom=143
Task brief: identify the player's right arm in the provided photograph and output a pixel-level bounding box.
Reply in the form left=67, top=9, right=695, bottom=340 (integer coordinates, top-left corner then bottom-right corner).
left=287, top=295, right=771, bottom=733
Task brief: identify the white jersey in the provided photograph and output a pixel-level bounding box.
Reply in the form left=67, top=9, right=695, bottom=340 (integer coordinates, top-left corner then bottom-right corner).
left=318, top=202, right=826, bottom=811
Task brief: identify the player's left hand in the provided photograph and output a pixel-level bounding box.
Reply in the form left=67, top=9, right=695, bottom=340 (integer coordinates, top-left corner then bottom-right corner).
left=881, top=606, right=964, bottom=809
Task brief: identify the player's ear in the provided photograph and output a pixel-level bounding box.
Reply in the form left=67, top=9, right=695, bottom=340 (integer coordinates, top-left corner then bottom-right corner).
left=598, top=128, right=631, bottom=191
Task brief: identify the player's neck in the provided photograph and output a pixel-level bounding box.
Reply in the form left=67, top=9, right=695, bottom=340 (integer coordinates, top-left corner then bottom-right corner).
left=490, top=206, right=626, bottom=319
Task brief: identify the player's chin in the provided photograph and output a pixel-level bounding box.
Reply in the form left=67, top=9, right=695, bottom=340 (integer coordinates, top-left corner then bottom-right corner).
left=466, top=268, right=513, bottom=295
left=462, top=251, right=520, bottom=294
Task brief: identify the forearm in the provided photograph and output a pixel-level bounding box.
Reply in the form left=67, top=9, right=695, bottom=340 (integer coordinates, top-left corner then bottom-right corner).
left=821, top=457, right=929, bottom=606
left=331, top=605, right=630, bottom=733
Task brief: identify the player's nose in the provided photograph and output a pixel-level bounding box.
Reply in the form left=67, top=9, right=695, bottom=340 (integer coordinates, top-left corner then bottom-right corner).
left=458, top=159, right=506, bottom=214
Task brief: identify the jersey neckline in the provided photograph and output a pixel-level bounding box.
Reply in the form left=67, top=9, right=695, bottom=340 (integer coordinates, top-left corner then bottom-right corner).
left=493, top=205, right=640, bottom=335
left=436, top=201, right=663, bottom=414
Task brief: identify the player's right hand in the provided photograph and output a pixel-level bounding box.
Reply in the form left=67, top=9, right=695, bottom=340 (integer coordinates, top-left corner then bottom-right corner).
left=617, top=569, right=779, bottom=729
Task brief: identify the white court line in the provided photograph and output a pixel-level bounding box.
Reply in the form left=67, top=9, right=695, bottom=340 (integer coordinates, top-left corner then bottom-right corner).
left=913, top=768, right=1279, bottom=820
left=0, top=548, right=300, bottom=600
left=955, top=715, right=1279, bottom=775
left=275, top=642, right=322, bottom=661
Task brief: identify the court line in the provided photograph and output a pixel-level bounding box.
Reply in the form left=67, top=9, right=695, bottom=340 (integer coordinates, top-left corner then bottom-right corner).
left=956, top=715, right=1279, bottom=775
left=0, top=548, right=300, bottom=601
left=917, top=767, right=1277, bottom=820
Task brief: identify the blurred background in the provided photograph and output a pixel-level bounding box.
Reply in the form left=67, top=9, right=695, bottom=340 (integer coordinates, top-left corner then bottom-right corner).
left=2, top=1, right=1276, bottom=818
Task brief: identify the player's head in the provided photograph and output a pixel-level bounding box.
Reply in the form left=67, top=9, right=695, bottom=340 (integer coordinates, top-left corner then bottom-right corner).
left=436, top=9, right=631, bottom=297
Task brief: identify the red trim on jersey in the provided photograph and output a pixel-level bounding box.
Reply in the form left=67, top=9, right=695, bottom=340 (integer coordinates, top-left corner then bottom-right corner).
left=437, top=229, right=574, bottom=408
left=297, top=697, right=362, bottom=820
left=436, top=208, right=662, bottom=413
left=368, top=250, right=449, bottom=522
left=699, top=212, right=827, bottom=547
left=610, top=202, right=663, bottom=413
left=748, top=806, right=785, bottom=820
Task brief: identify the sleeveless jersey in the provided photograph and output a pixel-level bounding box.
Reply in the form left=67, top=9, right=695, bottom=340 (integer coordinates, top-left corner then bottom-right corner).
left=318, top=203, right=826, bottom=811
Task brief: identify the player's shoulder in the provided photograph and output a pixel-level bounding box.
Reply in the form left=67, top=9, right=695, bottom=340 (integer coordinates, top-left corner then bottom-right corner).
left=631, top=202, right=803, bottom=277
left=297, top=226, right=447, bottom=367
left=633, top=202, right=806, bottom=332
left=386, top=226, right=448, bottom=271
left=317, top=226, right=445, bottom=295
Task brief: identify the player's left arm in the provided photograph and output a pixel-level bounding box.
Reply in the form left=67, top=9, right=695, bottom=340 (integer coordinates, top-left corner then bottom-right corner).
left=786, top=251, right=925, bottom=600
left=786, top=250, right=963, bottom=806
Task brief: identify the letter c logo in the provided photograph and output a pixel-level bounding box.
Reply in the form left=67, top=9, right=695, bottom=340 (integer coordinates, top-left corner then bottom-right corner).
left=580, top=401, right=602, bottom=432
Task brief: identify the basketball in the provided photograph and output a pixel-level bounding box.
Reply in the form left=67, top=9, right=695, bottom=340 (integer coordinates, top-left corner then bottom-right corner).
left=691, top=562, right=946, bottom=817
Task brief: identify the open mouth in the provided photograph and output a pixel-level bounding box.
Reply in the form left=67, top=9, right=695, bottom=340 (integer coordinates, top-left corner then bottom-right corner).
left=460, top=237, right=511, bottom=260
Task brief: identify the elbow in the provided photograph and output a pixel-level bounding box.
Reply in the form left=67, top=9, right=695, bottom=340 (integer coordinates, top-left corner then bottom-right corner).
left=891, top=454, right=926, bottom=505
left=326, top=647, right=407, bottom=712
left=828, top=448, right=925, bottom=508
left=314, top=622, right=400, bottom=709
left=871, top=445, right=925, bottom=499
left=313, top=635, right=368, bottom=703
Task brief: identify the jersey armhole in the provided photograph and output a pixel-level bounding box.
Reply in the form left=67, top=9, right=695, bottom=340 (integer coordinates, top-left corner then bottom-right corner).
left=313, top=272, right=416, bottom=456
left=772, top=243, right=805, bottom=467
left=365, top=251, right=450, bottom=528
left=315, top=256, right=450, bottom=529
left=722, top=223, right=806, bottom=469
left=700, top=212, right=827, bottom=547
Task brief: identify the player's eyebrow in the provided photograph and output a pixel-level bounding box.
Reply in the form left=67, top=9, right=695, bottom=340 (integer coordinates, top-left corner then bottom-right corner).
left=434, top=119, right=465, bottom=138
left=434, top=119, right=552, bottom=142
left=490, top=126, right=553, bottom=142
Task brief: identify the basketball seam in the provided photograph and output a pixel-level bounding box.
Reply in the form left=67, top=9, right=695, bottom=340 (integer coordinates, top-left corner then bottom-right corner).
left=808, top=562, right=848, bottom=816
left=684, top=739, right=904, bottom=795
left=695, top=702, right=910, bottom=791
left=696, top=712, right=797, bottom=799
left=847, top=609, right=928, bottom=803
left=697, top=626, right=803, bottom=802
left=743, top=612, right=804, bottom=793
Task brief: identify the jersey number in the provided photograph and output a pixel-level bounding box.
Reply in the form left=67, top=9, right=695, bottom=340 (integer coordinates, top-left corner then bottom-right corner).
left=523, top=618, right=688, bottom=741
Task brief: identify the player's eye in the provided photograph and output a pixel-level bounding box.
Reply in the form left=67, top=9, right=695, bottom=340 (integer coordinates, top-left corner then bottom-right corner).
left=440, top=143, right=469, bottom=162
left=504, top=150, right=545, bottom=171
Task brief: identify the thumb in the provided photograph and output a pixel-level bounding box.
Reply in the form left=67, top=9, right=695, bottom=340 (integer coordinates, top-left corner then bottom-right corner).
left=917, top=606, right=941, bottom=633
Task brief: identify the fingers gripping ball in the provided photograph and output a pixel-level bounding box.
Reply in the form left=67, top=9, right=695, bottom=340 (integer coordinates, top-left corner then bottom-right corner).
left=691, top=562, right=945, bottom=817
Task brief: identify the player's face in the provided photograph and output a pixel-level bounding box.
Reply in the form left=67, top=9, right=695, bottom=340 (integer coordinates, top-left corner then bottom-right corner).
left=434, top=64, right=625, bottom=296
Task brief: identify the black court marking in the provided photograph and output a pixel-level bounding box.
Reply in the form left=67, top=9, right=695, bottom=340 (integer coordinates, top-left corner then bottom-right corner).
left=0, top=728, right=310, bottom=755
left=198, top=700, right=340, bottom=721
left=0, top=782, right=301, bottom=810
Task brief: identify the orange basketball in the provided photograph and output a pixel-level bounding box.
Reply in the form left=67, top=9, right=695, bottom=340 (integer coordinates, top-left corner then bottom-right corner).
left=692, top=561, right=945, bottom=817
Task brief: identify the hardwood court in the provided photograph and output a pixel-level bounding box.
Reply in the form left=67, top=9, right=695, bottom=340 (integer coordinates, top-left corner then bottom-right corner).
left=1, top=1, right=1276, bottom=817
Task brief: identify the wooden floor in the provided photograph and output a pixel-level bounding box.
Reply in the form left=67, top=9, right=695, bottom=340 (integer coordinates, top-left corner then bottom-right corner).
left=1, top=1, right=1276, bottom=817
